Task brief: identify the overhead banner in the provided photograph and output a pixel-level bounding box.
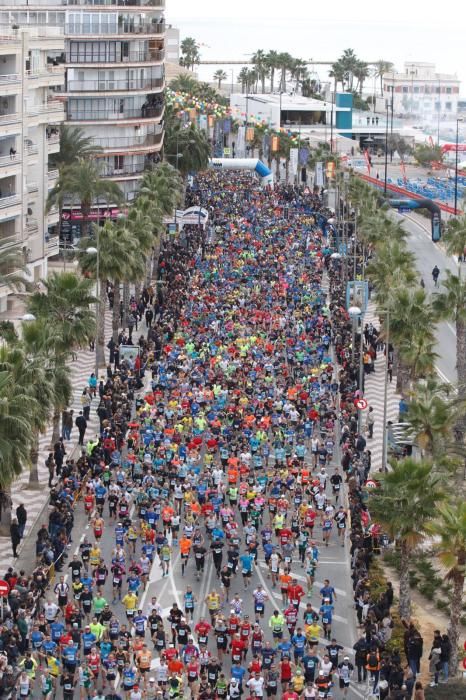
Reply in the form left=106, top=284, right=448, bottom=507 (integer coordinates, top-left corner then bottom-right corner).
left=289, top=148, right=299, bottom=176
left=315, top=161, right=324, bottom=187
left=299, top=147, right=309, bottom=165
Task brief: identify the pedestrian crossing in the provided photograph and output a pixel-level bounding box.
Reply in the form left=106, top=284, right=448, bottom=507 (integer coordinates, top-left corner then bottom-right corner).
left=361, top=300, right=401, bottom=473
left=0, top=311, right=113, bottom=567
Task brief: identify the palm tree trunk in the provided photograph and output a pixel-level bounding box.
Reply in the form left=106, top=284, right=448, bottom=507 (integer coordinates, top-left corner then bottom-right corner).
left=28, top=430, right=41, bottom=488
left=0, top=488, right=12, bottom=536
left=398, top=541, right=412, bottom=620
left=96, top=279, right=107, bottom=369
left=122, top=282, right=130, bottom=328
left=50, top=407, right=61, bottom=447
left=270, top=69, right=275, bottom=93
left=112, top=282, right=121, bottom=343
left=447, top=568, right=464, bottom=676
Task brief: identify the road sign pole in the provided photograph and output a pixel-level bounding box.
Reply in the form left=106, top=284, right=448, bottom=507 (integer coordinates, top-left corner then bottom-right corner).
left=382, top=309, right=390, bottom=473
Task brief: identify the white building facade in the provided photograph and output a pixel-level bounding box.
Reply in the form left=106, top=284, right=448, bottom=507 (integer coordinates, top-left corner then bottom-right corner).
left=0, top=1, right=166, bottom=205
left=0, top=26, right=65, bottom=313
left=382, top=62, right=460, bottom=121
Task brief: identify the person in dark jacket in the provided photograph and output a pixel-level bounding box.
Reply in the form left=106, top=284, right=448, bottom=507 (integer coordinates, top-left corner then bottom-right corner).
left=10, top=518, right=21, bottom=557
left=16, top=504, right=27, bottom=539
left=75, top=411, right=87, bottom=446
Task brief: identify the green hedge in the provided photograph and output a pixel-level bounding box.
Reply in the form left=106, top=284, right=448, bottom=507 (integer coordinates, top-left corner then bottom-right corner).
left=424, top=679, right=466, bottom=698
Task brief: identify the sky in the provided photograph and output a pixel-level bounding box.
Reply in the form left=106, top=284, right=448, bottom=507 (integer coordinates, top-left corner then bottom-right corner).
left=168, top=0, right=466, bottom=94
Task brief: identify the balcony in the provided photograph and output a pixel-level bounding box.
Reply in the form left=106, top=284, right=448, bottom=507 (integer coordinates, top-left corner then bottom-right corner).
left=27, top=182, right=39, bottom=195
left=65, top=20, right=165, bottom=36
left=46, top=237, right=60, bottom=255
left=26, top=218, right=39, bottom=233
left=0, top=112, right=20, bottom=127
left=0, top=193, right=20, bottom=209
left=92, top=130, right=163, bottom=150
left=66, top=77, right=163, bottom=93
left=0, top=153, right=21, bottom=169
left=67, top=49, right=164, bottom=65
left=48, top=169, right=59, bottom=181
left=25, top=144, right=39, bottom=157
left=67, top=104, right=164, bottom=122
left=0, top=74, right=20, bottom=86
left=63, top=0, right=165, bottom=6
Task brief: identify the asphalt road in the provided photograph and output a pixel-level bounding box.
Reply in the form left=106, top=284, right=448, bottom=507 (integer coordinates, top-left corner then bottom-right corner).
left=392, top=211, right=459, bottom=386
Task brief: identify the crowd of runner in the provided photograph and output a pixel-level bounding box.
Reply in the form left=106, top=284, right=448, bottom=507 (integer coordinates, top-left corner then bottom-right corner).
left=0, top=172, right=433, bottom=700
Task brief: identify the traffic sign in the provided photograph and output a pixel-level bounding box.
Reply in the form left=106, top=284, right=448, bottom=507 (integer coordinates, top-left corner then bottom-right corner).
left=365, top=479, right=378, bottom=489
left=398, top=207, right=411, bottom=214
left=354, top=398, right=368, bottom=410
left=0, top=580, right=9, bottom=597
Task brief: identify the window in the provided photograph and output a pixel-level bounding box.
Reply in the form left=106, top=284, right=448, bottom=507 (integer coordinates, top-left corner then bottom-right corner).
left=445, top=102, right=452, bottom=111
left=402, top=86, right=408, bottom=93
left=414, top=87, right=419, bottom=93
left=446, top=87, right=452, bottom=94
left=113, top=155, right=124, bottom=172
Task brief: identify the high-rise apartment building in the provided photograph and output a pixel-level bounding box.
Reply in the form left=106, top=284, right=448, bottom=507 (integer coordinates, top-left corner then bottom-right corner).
left=0, top=26, right=65, bottom=312
left=0, top=1, right=166, bottom=209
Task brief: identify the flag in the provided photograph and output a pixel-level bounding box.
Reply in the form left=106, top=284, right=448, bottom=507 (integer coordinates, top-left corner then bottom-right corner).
left=271, top=136, right=280, bottom=152
left=400, top=159, right=407, bottom=184
left=363, top=149, right=371, bottom=175
left=428, top=135, right=435, bottom=148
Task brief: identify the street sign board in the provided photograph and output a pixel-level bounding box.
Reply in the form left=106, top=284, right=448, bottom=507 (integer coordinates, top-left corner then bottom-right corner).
left=0, top=580, right=9, bottom=597
left=397, top=207, right=410, bottom=214
left=354, top=398, right=368, bottom=410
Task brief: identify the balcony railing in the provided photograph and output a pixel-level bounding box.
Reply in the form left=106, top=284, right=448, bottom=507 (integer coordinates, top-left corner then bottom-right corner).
left=47, top=134, right=60, bottom=146
left=67, top=49, right=164, bottom=64
left=0, top=74, right=20, bottom=85
left=63, top=0, right=165, bottom=6
left=0, top=194, right=20, bottom=210
left=67, top=105, right=163, bottom=121
left=0, top=153, right=21, bottom=168
left=65, top=21, right=165, bottom=35
left=27, top=182, right=39, bottom=194
left=47, top=237, right=60, bottom=253
left=0, top=112, right=20, bottom=125
left=25, top=144, right=39, bottom=156
left=91, top=130, right=163, bottom=148
left=67, top=77, right=163, bottom=92
left=26, top=218, right=38, bottom=232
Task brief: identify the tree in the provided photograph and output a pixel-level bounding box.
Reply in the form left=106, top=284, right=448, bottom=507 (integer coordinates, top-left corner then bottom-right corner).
left=329, top=60, right=346, bottom=94
left=366, top=238, right=417, bottom=293
left=428, top=501, right=466, bottom=676
left=0, top=238, right=29, bottom=292
left=27, top=272, right=96, bottom=445
left=165, top=122, right=210, bottom=178
left=443, top=215, right=466, bottom=265
left=180, top=37, right=200, bottom=71
left=213, top=69, right=227, bottom=90
left=265, top=50, right=280, bottom=93
left=339, top=48, right=358, bottom=91
left=277, top=52, right=294, bottom=93
left=374, top=60, right=394, bottom=96
left=238, top=67, right=249, bottom=94
left=387, top=135, right=412, bottom=160
left=251, top=50, right=269, bottom=94
left=50, top=124, right=101, bottom=169
left=290, top=59, right=308, bottom=94
left=169, top=74, right=199, bottom=94
left=413, top=144, right=444, bottom=167
left=140, top=162, right=183, bottom=216
left=47, top=159, right=123, bottom=238
left=0, top=349, right=40, bottom=531
left=368, top=458, right=444, bottom=619
left=354, top=61, right=370, bottom=94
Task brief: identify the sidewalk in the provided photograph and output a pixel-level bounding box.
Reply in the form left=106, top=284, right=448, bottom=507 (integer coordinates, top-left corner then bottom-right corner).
left=0, top=311, right=112, bottom=568
left=360, top=300, right=401, bottom=472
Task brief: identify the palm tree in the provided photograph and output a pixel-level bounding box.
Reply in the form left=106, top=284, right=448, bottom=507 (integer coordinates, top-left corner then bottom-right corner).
left=329, top=60, right=346, bottom=94
left=50, top=124, right=101, bottom=169
left=165, top=123, right=210, bottom=178
left=252, top=50, right=269, bottom=93
left=277, top=52, right=294, bottom=93
left=354, top=61, right=370, bottom=95
left=405, top=379, right=460, bottom=462
left=140, top=162, right=183, bottom=216
left=366, top=239, right=417, bottom=292
left=265, top=50, right=280, bottom=93
left=443, top=215, right=466, bottom=267
left=428, top=501, right=466, bottom=676
left=291, top=58, right=308, bottom=93
left=47, top=159, right=123, bottom=238
left=0, top=238, right=29, bottom=292
left=16, top=321, right=58, bottom=487
left=169, top=74, right=199, bottom=94
left=368, top=458, right=444, bottom=619
left=374, top=60, right=394, bottom=96
left=340, top=49, right=358, bottom=91
left=238, top=67, right=249, bottom=94
left=27, top=271, right=96, bottom=444
left=433, top=271, right=466, bottom=478
left=213, top=69, right=227, bottom=90
left=0, top=350, right=40, bottom=531
left=180, top=37, right=200, bottom=71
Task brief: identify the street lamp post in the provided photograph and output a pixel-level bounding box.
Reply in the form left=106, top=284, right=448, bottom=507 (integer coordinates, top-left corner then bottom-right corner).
left=86, top=238, right=99, bottom=377
left=384, top=102, right=389, bottom=195
left=382, top=309, right=390, bottom=472
left=454, top=117, right=464, bottom=216
left=348, top=305, right=361, bottom=363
